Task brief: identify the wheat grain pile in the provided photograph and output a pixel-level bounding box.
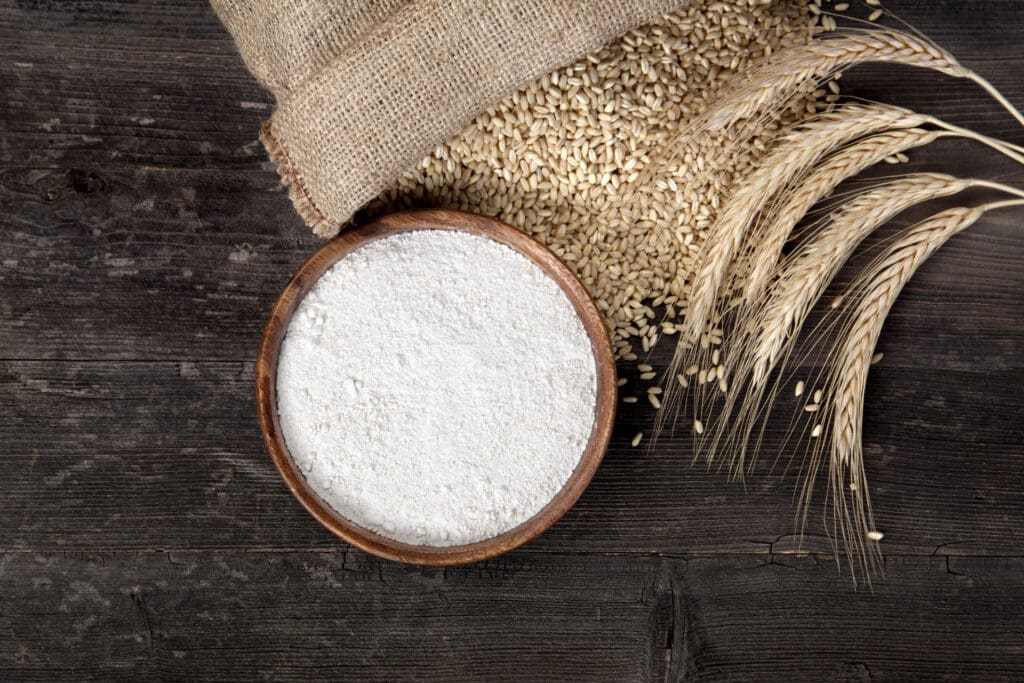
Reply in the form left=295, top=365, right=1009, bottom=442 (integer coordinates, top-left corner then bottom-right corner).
left=372, top=1, right=820, bottom=359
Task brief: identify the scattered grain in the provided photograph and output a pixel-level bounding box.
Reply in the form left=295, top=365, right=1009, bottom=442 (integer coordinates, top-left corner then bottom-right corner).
left=649, top=393, right=663, bottom=409
left=623, top=396, right=638, bottom=404
left=632, top=431, right=644, bottom=447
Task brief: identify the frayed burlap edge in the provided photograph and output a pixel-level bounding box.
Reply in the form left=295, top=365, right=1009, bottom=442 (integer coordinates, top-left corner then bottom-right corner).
left=260, top=120, right=344, bottom=238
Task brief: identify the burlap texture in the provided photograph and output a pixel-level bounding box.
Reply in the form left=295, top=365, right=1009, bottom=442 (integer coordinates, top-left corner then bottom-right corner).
left=212, top=0, right=685, bottom=237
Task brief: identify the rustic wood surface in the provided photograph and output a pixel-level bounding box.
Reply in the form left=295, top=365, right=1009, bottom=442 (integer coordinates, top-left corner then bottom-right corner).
left=1, top=1, right=1022, bottom=680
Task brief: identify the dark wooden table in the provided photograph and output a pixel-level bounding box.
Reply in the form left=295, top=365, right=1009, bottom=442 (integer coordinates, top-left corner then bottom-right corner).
left=2, top=1, right=1022, bottom=680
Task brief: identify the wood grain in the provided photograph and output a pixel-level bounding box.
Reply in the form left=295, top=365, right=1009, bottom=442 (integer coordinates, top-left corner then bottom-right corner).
left=0, top=552, right=669, bottom=681
left=2, top=360, right=1020, bottom=557
left=2, top=552, right=1021, bottom=681
left=1, top=0, right=1023, bottom=679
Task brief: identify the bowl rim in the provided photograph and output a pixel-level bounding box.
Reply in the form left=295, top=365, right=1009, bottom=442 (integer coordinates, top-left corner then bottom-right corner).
left=256, top=209, right=617, bottom=565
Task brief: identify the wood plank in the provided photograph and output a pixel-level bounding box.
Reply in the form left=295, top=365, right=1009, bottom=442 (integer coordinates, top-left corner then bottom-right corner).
left=1, top=360, right=1020, bottom=557
left=1, top=162, right=1021, bottom=362
left=2, top=551, right=1021, bottom=680
left=0, top=0, right=270, bottom=172
left=0, top=167, right=316, bottom=361
left=672, top=555, right=1024, bottom=681
left=0, top=551, right=668, bottom=681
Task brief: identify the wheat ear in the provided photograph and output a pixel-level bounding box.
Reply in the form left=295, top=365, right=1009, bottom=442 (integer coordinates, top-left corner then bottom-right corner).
left=681, top=103, right=929, bottom=341
left=815, top=198, right=1024, bottom=580
left=701, top=29, right=1024, bottom=131
left=698, top=175, right=1024, bottom=475
left=748, top=175, right=1024, bottom=388
left=697, top=174, right=968, bottom=473
left=739, top=123, right=1024, bottom=308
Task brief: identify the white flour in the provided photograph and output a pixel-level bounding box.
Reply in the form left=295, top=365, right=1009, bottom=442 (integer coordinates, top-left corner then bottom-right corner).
left=276, top=230, right=597, bottom=546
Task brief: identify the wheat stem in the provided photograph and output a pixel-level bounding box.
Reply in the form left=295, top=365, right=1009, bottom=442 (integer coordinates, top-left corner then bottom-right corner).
left=967, top=72, right=1024, bottom=128
left=929, top=119, right=1024, bottom=166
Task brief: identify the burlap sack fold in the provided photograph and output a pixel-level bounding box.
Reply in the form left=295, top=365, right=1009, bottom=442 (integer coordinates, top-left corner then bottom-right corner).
left=212, top=0, right=685, bottom=237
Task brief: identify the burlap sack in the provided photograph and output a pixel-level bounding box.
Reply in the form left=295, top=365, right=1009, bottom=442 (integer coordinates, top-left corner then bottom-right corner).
left=212, top=0, right=685, bottom=237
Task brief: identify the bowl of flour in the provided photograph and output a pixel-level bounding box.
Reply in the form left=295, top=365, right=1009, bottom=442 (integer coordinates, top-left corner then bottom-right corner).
left=257, top=210, right=616, bottom=565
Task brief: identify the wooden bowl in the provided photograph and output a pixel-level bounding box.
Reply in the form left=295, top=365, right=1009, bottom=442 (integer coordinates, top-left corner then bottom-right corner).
left=256, top=209, right=617, bottom=565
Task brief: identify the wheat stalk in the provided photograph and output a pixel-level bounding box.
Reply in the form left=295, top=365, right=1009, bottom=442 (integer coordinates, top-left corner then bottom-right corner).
left=681, top=104, right=929, bottom=341
left=690, top=175, right=1024, bottom=478
left=747, top=174, right=1024, bottom=390
left=731, top=128, right=941, bottom=311
left=749, top=173, right=972, bottom=387
left=700, top=29, right=1023, bottom=132
left=811, top=199, right=1024, bottom=581
left=653, top=106, right=931, bottom=440
left=636, top=29, right=1023, bottom=215
left=738, top=125, right=1024, bottom=309
left=693, top=174, right=968, bottom=474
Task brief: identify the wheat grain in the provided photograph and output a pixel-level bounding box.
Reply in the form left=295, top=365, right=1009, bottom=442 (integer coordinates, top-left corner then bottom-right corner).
left=374, top=3, right=819, bottom=357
